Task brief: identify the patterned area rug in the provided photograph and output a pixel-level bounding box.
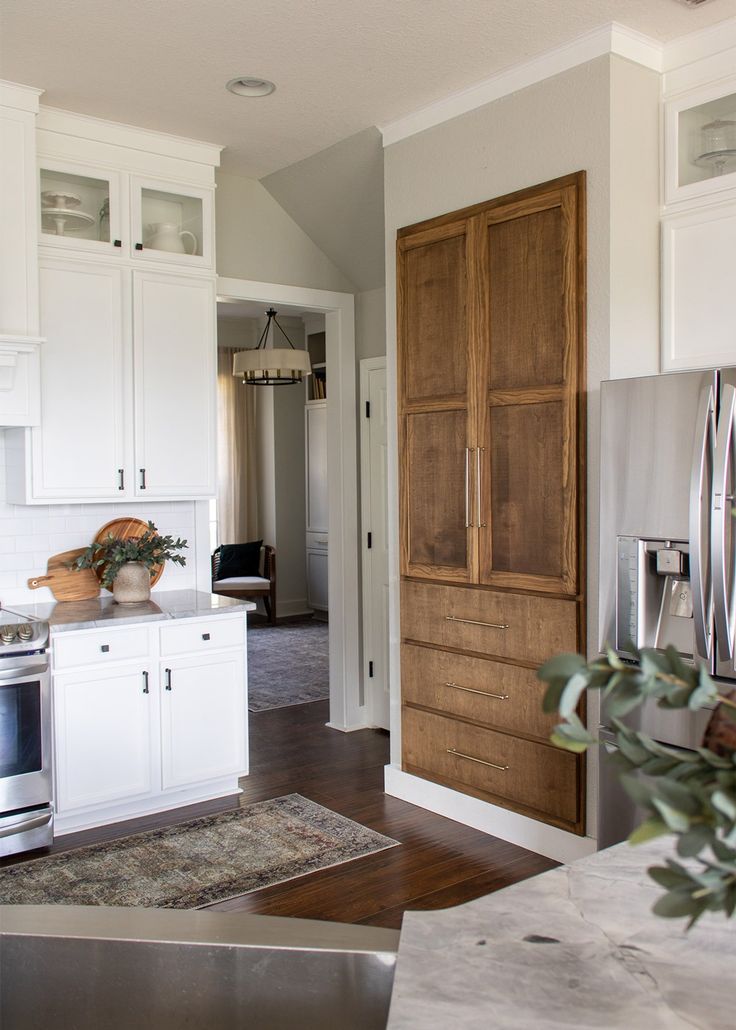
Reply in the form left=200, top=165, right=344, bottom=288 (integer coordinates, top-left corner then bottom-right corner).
left=0, top=795, right=398, bottom=909
left=248, top=620, right=329, bottom=712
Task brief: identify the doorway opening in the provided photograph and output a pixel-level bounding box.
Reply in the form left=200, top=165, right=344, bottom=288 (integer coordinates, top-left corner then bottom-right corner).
left=211, top=276, right=363, bottom=732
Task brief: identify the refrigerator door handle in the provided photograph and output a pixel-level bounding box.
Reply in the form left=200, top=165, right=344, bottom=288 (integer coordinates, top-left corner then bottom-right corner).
left=690, top=381, right=716, bottom=664
left=712, top=383, right=736, bottom=663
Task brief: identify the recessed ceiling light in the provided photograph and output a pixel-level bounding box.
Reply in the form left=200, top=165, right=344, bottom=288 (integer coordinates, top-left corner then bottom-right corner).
left=226, top=77, right=276, bottom=98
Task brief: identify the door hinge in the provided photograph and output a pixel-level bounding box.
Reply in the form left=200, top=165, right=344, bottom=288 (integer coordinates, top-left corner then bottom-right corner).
left=367, top=532, right=372, bottom=549
left=368, top=660, right=374, bottom=678
left=365, top=401, right=370, bottom=418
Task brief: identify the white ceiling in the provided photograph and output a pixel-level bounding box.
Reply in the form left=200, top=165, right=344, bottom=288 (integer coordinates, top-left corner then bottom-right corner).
left=2, top=0, right=735, bottom=178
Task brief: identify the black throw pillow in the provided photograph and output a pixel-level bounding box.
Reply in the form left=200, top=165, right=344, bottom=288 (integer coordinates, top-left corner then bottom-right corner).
left=217, top=540, right=263, bottom=580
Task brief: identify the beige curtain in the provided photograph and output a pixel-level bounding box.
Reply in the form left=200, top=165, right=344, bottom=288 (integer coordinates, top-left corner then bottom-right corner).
left=216, top=347, right=258, bottom=544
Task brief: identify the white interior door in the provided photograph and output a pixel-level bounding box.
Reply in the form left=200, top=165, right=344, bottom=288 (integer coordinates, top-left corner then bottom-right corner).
left=35, top=259, right=128, bottom=498
left=360, top=359, right=389, bottom=730
left=133, top=270, right=215, bottom=497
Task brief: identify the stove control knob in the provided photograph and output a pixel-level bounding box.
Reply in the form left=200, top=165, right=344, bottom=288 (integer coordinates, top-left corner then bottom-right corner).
left=17, top=624, right=33, bottom=641
left=0, top=625, right=16, bottom=644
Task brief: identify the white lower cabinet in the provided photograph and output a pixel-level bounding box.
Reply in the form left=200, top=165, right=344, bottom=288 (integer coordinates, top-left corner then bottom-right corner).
left=51, top=616, right=248, bottom=834
left=161, top=651, right=246, bottom=790
left=54, top=662, right=154, bottom=813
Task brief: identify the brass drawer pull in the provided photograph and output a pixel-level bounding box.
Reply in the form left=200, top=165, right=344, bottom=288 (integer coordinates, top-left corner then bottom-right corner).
left=446, top=681, right=509, bottom=700
left=446, top=747, right=509, bottom=772
left=445, top=615, right=509, bottom=630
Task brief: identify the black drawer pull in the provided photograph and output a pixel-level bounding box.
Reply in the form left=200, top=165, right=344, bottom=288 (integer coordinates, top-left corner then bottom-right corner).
left=202, top=633, right=210, bottom=641
left=100, top=644, right=110, bottom=653
left=135, top=242, right=143, bottom=250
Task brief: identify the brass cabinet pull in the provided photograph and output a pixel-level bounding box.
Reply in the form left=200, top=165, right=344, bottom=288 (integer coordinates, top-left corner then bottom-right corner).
left=445, top=615, right=509, bottom=629
left=476, top=446, right=486, bottom=528
left=464, top=447, right=474, bottom=528
left=446, top=681, right=509, bottom=700
left=446, top=747, right=509, bottom=772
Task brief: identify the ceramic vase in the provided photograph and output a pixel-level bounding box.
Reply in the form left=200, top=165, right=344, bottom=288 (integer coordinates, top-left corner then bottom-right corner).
left=112, top=562, right=151, bottom=604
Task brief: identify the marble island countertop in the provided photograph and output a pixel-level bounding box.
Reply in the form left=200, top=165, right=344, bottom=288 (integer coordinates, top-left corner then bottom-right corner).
left=6, top=589, right=256, bottom=631
left=387, top=837, right=735, bottom=1029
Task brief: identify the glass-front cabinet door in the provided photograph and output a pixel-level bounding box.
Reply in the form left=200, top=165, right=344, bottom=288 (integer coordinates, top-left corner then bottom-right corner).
left=39, top=159, right=123, bottom=254
left=665, top=77, right=736, bottom=206
left=130, top=176, right=213, bottom=268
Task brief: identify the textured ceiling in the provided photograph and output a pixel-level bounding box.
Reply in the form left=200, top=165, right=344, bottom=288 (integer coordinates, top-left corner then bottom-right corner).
left=1, top=0, right=735, bottom=178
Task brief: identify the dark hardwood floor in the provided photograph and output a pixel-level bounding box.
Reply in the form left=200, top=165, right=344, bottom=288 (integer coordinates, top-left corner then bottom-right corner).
left=2, top=700, right=556, bottom=927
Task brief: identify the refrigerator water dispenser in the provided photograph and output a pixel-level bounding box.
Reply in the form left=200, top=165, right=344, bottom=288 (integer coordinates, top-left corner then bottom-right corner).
left=616, top=536, right=694, bottom=661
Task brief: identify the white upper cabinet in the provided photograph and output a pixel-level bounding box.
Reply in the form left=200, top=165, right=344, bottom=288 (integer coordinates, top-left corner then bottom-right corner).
left=32, top=258, right=128, bottom=498
left=130, top=177, right=213, bottom=269
left=665, top=76, right=736, bottom=208
left=39, top=158, right=124, bottom=258
left=133, top=271, right=215, bottom=497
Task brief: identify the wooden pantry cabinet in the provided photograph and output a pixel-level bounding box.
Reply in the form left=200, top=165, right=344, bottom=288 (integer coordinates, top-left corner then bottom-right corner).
left=398, top=173, right=586, bottom=835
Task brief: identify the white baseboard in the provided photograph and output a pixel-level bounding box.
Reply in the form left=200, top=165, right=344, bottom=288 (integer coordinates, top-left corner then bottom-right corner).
left=384, top=765, right=597, bottom=864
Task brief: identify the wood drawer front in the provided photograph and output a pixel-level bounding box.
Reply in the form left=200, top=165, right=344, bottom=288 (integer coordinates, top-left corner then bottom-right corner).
left=401, top=643, right=555, bottom=741
left=159, top=617, right=245, bottom=657
left=402, top=706, right=579, bottom=827
left=401, top=580, right=577, bottom=664
left=53, top=626, right=150, bottom=670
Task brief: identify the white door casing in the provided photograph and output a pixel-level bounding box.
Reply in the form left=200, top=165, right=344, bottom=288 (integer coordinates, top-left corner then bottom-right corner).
left=360, top=358, right=390, bottom=730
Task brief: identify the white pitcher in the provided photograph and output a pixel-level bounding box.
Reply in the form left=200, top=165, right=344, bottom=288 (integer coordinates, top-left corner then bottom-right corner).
left=144, top=222, right=198, bottom=255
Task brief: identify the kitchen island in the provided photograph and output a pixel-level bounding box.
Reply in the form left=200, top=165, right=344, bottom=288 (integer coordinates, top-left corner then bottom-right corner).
left=386, top=836, right=735, bottom=1029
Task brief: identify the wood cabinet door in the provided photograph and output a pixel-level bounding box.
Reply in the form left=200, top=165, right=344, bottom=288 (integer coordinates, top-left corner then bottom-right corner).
left=132, top=270, right=216, bottom=497
left=398, top=219, right=479, bottom=582
left=160, top=650, right=246, bottom=790
left=54, top=663, right=154, bottom=813
left=34, top=258, right=129, bottom=499
left=476, top=180, right=585, bottom=596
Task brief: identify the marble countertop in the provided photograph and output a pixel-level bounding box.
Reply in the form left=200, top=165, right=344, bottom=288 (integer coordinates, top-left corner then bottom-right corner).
left=387, top=837, right=735, bottom=1029
left=6, top=590, right=256, bottom=632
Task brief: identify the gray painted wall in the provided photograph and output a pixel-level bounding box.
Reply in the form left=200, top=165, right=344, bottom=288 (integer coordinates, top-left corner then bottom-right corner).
left=216, top=171, right=355, bottom=293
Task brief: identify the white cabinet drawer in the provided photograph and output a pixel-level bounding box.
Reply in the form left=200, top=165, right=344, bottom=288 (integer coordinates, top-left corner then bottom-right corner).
left=159, top=617, right=245, bottom=657
left=53, top=626, right=150, bottom=670
left=306, top=531, right=328, bottom=550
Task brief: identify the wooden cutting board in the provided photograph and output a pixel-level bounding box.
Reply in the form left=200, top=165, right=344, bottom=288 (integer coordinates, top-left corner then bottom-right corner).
left=93, top=517, right=164, bottom=587
left=27, top=548, right=101, bottom=601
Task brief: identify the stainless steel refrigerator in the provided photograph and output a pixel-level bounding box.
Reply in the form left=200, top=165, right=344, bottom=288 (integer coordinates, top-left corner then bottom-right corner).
left=598, top=367, right=736, bottom=846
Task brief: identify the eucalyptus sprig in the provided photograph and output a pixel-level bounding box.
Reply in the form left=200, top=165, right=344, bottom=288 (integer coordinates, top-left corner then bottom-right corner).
left=539, top=645, right=736, bottom=927
left=70, top=521, right=187, bottom=589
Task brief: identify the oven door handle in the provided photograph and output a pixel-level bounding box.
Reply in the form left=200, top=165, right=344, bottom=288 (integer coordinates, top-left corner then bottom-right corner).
left=0, top=809, right=53, bottom=839
left=0, top=663, right=48, bottom=682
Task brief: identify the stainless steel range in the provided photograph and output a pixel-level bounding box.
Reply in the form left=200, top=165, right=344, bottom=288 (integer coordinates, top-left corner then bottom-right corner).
left=0, top=610, right=52, bottom=856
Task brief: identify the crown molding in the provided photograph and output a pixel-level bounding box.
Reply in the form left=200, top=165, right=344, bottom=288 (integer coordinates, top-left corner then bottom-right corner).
left=662, top=15, right=736, bottom=72
left=0, top=80, right=43, bottom=115
left=379, top=22, right=662, bottom=147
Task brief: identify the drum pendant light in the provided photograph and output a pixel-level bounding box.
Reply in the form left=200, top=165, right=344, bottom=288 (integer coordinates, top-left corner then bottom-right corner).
left=233, top=308, right=312, bottom=385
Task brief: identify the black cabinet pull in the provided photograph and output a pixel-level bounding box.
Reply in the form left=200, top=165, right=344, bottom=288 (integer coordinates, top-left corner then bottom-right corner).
left=100, top=644, right=110, bottom=653
left=118, top=468, right=125, bottom=490
left=202, top=633, right=210, bottom=641
left=135, top=242, right=143, bottom=251
left=113, top=239, right=122, bottom=248
left=165, top=668, right=172, bottom=691
left=142, top=671, right=149, bottom=694
left=139, top=468, right=146, bottom=490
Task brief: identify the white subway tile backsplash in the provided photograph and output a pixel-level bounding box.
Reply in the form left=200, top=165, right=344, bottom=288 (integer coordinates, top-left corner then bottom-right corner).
left=0, top=432, right=201, bottom=605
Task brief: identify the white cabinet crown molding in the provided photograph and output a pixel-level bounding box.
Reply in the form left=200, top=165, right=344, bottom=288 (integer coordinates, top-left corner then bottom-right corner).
left=0, top=80, right=42, bottom=113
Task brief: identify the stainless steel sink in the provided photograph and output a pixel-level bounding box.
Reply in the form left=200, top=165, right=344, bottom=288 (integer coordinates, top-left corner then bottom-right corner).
left=0, top=905, right=400, bottom=1029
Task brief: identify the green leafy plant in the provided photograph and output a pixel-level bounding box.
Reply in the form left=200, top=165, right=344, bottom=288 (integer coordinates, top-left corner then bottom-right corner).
left=71, top=521, right=187, bottom=589
left=539, top=645, right=736, bottom=926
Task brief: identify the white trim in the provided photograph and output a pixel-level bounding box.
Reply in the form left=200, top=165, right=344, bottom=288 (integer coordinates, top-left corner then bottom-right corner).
left=384, top=765, right=597, bottom=865
left=663, top=16, right=736, bottom=74
left=38, top=106, right=223, bottom=168
left=359, top=356, right=388, bottom=726
left=216, top=276, right=362, bottom=732
left=0, top=80, right=42, bottom=113
left=379, top=22, right=662, bottom=147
